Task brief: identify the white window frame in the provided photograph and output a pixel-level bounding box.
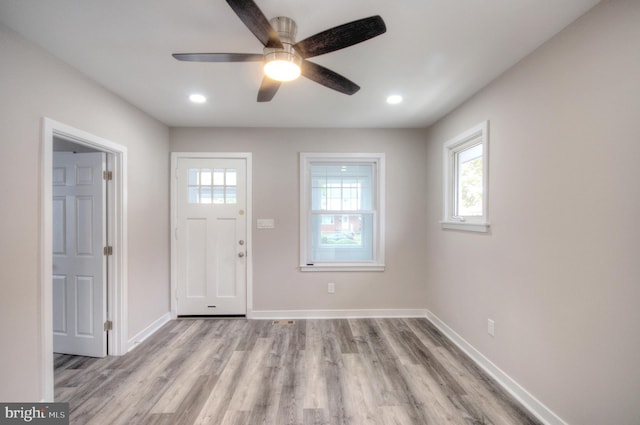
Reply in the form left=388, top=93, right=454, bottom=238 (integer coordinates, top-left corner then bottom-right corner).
left=442, top=121, right=490, bottom=232
left=300, top=153, right=385, bottom=272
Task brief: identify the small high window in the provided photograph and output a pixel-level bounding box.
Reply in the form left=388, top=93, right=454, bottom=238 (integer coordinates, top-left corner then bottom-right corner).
left=442, top=122, right=490, bottom=232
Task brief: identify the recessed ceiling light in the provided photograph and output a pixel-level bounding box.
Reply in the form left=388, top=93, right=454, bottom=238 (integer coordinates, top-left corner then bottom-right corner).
left=189, top=94, right=207, bottom=104
left=386, top=95, right=403, bottom=105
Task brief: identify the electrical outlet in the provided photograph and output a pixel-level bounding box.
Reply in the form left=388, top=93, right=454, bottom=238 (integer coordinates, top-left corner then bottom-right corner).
left=488, top=319, right=495, bottom=337
left=328, top=282, right=335, bottom=294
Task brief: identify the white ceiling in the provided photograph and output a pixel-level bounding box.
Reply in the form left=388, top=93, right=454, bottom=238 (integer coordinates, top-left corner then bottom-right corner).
left=0, top=0, right=600, bottom=128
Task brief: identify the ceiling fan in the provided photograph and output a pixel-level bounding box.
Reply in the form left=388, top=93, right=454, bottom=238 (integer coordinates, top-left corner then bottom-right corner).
left=172, top=0, right=387, bottom=102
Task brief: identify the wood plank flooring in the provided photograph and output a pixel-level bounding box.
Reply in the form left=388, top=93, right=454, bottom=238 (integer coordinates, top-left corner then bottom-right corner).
left=54, top=318, right=542, bottom=425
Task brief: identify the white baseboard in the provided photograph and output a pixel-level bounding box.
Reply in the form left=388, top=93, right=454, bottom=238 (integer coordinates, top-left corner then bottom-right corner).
left=127, top=312, right=172, bottom=352
left=248, top=308, right=427, bottom=320
left=424, top=310, right=567, bottom=425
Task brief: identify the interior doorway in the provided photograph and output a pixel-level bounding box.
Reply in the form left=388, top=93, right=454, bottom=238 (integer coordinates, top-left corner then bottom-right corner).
left=41, top=118, right=129, bottom=401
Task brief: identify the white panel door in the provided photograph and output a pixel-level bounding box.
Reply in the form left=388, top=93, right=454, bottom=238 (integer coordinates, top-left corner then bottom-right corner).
left=52, top=152, right=107, bottom=357
left=176, top=158, right=247, bottom=315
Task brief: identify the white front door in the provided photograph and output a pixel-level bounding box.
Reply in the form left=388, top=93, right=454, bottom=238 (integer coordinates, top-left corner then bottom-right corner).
left=52, top=152, right=107, bottom=357
left=176, top=157, right=247, bottom=315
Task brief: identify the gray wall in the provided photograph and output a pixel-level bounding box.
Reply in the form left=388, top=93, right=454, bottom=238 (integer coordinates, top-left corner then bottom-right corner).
left=170, top=128, right=429, bottom=312
left=423, top=1, right=640, bottom=424
left=0, top=24, right=170, bottom=401
left=2, top=1, right=638, bottom=422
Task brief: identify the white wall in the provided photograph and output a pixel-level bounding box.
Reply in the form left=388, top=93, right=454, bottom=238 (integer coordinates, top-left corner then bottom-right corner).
left=423, top=1, right=640, bottom=424
left=170, top=127, right=429, bottom=314
left=0, top=24, right=170, bottom=401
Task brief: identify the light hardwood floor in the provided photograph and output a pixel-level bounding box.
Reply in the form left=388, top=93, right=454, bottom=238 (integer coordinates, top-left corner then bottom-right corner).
left=55, top=318, right=542, bottom=425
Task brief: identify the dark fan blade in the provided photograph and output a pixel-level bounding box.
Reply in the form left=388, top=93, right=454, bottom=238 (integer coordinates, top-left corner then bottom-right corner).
left=293, top=15, right=386, bottom=59
left=257, top=76, right=281, bottom=102
left=226, top=0, right=282, bottom=48
left=172, top=53, right=264, bottom=62
left=300, top=60, right=360, bottom=95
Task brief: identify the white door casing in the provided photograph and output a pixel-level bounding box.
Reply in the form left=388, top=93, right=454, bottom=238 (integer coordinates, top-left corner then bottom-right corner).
left=42, top=118, right=128, bottom=402
left=52, top=152, right=107, bottom=357
left=174, top=156, right=249, bottom=316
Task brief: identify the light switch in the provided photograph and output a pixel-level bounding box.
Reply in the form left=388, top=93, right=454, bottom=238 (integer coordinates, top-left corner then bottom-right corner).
left=257, top=219, right=275, bottom=229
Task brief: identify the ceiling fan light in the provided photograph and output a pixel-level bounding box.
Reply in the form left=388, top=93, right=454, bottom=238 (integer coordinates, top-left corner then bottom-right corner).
left=264, top=60, right=300, bottom=81
left=386, top=95, right=403, bottom=105
left=189, top=93, right=207, bottom=103
left=264, top=51, right=301, bottom=82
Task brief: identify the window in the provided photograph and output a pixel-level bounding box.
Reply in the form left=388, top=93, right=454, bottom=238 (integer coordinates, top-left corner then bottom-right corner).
left=188, top=168, right=237, bottom=204
left=300, top=153, right=385, bottom=271
left=442, top=121, right=489, bottom=232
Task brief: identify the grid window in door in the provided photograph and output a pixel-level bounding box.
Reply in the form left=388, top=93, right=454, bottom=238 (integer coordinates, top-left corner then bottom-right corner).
left=188, top=168, right=237, bottom=204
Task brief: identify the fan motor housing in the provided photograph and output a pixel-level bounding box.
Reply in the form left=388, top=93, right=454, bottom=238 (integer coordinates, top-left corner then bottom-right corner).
left=263, top=17, right=301, bottom=67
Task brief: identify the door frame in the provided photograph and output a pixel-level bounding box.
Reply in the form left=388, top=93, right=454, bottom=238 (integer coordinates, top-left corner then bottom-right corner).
left=170, top=152, right=253, bottom=319
left=41, top=118, right=128, bottom=401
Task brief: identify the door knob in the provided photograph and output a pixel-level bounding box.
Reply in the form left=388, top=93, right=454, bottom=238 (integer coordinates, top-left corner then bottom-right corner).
left=238, top=240, right=245, bottom=245
left=238, top=252, right=245, bottom=258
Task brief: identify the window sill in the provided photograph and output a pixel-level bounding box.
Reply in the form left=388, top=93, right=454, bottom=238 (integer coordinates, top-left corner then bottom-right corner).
left=300, top=264, right=385, bottom=272
left=440, top=221, right=490, bottom=233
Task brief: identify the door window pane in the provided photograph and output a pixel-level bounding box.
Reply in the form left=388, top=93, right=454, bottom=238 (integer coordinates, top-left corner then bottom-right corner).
left=213, top=169, right=225, bottom=185
left=226, top=170, right=237, bottom=186
left=188, top=168, right=237, bottom=204
left=200, top=187, right=212, bottom=204
left=188, top=186, right=199, bottom=203
left=213, top=186, right=224, bottom=204
left=225, top=187, right=237, bottom=204
left=188, top=169, right=199, bottom=185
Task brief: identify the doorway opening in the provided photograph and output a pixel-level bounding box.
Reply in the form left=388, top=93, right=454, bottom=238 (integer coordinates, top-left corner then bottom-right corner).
left=41, top=118, right=128, bottom=401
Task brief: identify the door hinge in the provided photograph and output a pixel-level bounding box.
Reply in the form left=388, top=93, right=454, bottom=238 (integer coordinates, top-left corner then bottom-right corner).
left=104, top=320, right=113, bottom=332
left=103, top=170, right=113, bottom=181
left=104, top=246, right=113, bottom=256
